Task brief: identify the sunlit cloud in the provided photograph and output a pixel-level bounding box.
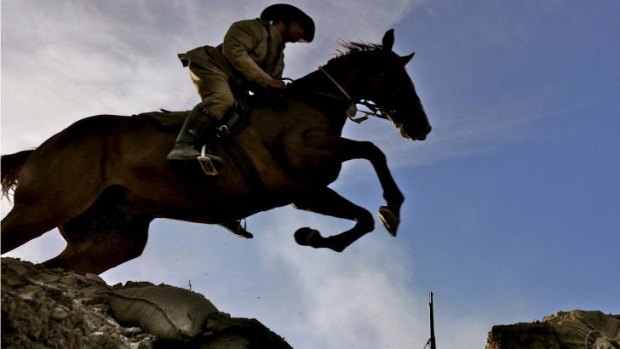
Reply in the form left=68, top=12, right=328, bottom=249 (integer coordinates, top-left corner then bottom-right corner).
left=250, top=209, right=429, bottom=348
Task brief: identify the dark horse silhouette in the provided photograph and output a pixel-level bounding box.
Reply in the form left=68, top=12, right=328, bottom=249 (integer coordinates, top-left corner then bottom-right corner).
left=1, top=30, right=431, bottom=274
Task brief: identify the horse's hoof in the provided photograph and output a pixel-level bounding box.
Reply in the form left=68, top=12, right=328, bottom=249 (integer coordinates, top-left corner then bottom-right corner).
left=378, top=206, right=400, bottom=236
left=294, top=227, right=321, bottom=247
left=235, top=231, right=253, bottom=239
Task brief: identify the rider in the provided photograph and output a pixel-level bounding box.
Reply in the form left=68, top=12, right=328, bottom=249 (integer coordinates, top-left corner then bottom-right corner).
left=167, top=4, right=315, bottom=166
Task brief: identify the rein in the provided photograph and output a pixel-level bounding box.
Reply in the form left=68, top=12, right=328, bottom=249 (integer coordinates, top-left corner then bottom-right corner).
left=319, top=66, right=352, bottom=100
left=288, top=66, right=390, bottom=123
left=318, top=66, right=390, bottom=123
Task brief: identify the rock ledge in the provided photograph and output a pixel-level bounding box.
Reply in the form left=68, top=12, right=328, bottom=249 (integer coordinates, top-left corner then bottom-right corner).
left=1, top=257, right=292, bottom=349
left=486, top=310, right=620, bottom=349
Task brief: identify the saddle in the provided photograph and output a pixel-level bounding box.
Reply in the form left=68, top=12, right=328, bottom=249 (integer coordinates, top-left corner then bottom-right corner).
left=134, top=107, right=252, bottom=175
left=133, top=96, right=276, bottom=191
left=133, top=106, right=249, bottom=136
left=134, top=84, right=287, bottom=134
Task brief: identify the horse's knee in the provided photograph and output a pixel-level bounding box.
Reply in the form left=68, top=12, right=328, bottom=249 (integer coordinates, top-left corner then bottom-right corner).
left=360, top=141, right=386, bottom=162
left=356, top=209, right=375, bottom=232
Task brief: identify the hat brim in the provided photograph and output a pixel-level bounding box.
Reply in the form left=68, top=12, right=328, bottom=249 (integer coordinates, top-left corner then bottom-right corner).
left=261, top=4, right=315, bottom=42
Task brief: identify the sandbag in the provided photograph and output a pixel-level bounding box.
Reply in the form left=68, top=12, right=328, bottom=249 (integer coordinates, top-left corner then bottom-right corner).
left=108, top=285, right=218, bottom=342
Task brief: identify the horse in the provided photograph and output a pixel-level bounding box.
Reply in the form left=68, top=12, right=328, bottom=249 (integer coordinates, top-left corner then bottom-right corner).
left=1, top=29, right=431, bottom=274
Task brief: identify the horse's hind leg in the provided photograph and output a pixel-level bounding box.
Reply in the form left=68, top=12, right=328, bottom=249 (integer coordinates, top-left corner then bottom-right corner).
left=43, top=197, right=152, bottom=275
left=2, top=164, right=106, bottom=254
left=44, top=218, right=150, bottom=275
left=0, top=185, right=94, bottom=254
left=1, top=203, right=61, bottom=254
left=292, top=187, right=375, bottom=252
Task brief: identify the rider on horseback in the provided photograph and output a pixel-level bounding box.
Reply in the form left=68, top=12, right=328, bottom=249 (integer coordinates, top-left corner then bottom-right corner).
left=167, top=4, right=315, bottom=169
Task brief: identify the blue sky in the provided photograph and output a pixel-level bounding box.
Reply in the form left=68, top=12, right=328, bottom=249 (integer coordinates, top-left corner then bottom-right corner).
left=2, top=1, right=619, bottom=348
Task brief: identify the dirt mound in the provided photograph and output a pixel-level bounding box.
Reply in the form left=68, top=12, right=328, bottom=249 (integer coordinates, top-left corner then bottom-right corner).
left=1, top=257, right=291, bottom=348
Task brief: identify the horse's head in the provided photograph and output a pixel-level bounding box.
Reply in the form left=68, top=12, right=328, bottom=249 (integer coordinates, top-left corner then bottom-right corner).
left=332, top=29, right=432, bottom=141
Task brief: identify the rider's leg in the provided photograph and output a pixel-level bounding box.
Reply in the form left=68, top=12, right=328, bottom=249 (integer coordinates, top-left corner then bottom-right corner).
left=189, top=62, right=235, bottom=118
left=167, top=102, right=222, bottom=161
left=167, top=63, right=234, bottom=162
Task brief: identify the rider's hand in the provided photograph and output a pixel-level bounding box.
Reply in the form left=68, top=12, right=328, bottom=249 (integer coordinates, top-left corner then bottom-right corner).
left=267, top=79, right=286, bottom=90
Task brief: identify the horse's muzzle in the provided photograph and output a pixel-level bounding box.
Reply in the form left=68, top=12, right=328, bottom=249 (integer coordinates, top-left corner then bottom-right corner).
left=416, top=125, right=432, bottom=140
left=402, top=124, right=431, bottom=141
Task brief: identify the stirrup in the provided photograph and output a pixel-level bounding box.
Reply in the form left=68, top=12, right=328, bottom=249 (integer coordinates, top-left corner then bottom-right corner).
left=197, top=145, right=224, bottom=176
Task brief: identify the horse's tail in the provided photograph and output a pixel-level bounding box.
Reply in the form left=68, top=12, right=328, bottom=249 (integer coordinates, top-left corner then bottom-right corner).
left=1, top=150, right=34, bottom=199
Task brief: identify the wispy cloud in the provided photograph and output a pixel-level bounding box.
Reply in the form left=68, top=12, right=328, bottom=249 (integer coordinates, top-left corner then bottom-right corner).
left=252, top=209, right=429, bottom=348
left=1, top=0, right=426, bottom=151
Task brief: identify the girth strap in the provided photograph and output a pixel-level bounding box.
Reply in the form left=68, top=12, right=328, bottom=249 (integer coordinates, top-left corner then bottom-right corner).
left=222, top=138, right=266, bottom=195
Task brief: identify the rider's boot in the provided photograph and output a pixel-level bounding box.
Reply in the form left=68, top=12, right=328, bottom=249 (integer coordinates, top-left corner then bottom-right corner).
left=167, top=104, right=224, bottom=166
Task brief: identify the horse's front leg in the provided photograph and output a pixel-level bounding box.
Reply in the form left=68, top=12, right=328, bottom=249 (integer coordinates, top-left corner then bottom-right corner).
left=337, top=138, right=404, bottom=235
left=292, top=187, right=374, bottom=252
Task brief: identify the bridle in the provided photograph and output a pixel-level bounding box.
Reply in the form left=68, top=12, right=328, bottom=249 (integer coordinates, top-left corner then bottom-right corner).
left=314, top=66, right=392, bottom=123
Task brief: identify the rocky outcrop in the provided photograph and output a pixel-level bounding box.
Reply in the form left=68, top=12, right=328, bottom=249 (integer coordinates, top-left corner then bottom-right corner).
left=1, top=257, right=292, bottom=348
left=486, top=310, right=620, bottom=349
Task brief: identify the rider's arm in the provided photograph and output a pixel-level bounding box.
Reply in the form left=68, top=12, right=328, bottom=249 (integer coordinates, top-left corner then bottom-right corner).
left=222, top=20, right=281, bottom=88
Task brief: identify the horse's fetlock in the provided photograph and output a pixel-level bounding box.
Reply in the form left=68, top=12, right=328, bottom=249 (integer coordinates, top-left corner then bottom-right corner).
left=395, top=192, right=405, bottom=205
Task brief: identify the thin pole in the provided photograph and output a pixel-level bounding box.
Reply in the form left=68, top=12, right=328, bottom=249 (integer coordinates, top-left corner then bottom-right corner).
left=429, top=292, right=436, bottom=349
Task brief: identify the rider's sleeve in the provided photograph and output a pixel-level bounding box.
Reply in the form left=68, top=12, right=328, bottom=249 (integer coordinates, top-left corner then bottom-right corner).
left=273, top=52, right=284, bottom=79
left=223, top=20, right=274, bottom=87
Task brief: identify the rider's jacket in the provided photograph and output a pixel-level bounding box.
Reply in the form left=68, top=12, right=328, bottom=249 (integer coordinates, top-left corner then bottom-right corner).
left=178, top=19, right=285, bottom=88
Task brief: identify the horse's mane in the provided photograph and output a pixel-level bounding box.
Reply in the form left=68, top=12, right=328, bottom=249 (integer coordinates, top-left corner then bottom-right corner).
left=328, top=41, right=384, bottom=63
left=290, top=40, right=387, bottom=93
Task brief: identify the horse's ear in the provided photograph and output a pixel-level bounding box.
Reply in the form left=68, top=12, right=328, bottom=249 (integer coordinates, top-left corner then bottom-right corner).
left=400, top=52, right=415, bottom=66
left=382, top=29, right=395, bottom=51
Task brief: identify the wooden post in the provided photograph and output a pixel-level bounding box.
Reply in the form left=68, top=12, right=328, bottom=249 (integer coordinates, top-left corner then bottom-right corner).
left=429, top=292, right=436, bottom=349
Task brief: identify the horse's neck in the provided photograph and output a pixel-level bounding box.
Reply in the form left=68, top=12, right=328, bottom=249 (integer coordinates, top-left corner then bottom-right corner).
left=292, top=70, right=329, bottom=93
left=282, top=70, right=349, bottom=132
left=323, top=61, right=359, bottom=97
left=293, top=65, right=357, bottom=105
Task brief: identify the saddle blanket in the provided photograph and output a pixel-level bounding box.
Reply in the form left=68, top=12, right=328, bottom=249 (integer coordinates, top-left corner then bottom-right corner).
left=133, top=110, right=188, bottom=131
left=133, top=109, right=248, bottom=136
